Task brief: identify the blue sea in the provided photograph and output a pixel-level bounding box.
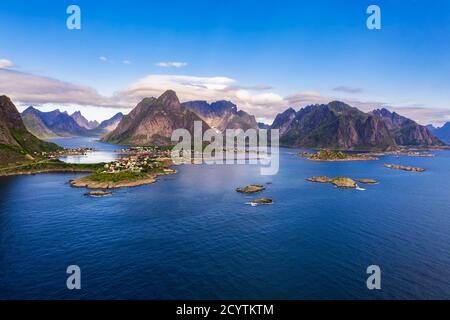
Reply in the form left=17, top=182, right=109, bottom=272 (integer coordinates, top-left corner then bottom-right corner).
left=0, top=137, right=449, bottom=299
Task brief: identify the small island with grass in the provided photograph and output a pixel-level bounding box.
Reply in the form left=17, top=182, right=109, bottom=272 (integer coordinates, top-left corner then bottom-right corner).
left=306, top=176, right=379, bottom=189
left=70, top=155, right=176, bottom=189
left=299, top=149, right=378, bottom=162
left=236, top=184, right=266, bottom=194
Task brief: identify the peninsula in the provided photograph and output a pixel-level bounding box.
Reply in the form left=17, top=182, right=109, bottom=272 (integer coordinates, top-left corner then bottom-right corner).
left=69, top=154, right=176, bottom=189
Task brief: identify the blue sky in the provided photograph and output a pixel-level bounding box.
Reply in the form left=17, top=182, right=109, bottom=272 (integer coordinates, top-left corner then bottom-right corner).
left=0, top=0, right=449, bottom=124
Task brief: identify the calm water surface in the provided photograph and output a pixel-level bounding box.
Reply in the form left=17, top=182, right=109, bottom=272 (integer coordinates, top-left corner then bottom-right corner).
left=48, top=137, right=125, bottom=163
left=0, top=138, right=449, bottom=299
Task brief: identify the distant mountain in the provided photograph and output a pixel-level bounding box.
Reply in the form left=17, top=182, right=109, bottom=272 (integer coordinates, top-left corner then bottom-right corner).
left=103, top=90, right=210, bottom=145
left=271, top=101, right=396, bottom=150
left=257, top=122, right=270, bottom=129
left=371, top=108, right=444, bottom=146
left=88, top=112, right=124, bottom=136
left=271, top=108, right=296, bottom=136
left=71, top=111, right=99, bottom=130
left=428, top=122, right=450, bottom=144
left=22, top=110, right=59, bottom=139
left=22, top=107, right=91, bottom=138
left=182, top=100, right=258, bottom=131
left=0, top=96, right=59, bottom=165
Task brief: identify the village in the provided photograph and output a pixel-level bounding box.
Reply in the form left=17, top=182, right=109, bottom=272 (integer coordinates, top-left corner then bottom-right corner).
left=103, top=146, right=173, bottom=174
left=35, top=148, right=96, bottom=159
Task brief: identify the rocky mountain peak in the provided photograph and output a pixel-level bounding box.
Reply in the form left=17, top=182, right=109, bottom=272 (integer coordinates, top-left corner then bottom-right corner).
left=0, top=95, right=26, bottom=130
left=157, top=90, right=180, bottom=108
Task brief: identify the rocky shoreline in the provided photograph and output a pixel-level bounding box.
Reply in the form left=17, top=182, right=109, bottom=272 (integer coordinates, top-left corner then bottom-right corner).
left=70, top=168, right=176, bottom=189
left=0, top=160, right=103, bottom=177
left=236, top=184, right=266, bottom=194
left=306, top=176, right=379, bottom=189
left=85, top=190, right=113, bottom=197
left=0, top=167, right=97, bottom=177
left=384, top=164, right=426, bottom=172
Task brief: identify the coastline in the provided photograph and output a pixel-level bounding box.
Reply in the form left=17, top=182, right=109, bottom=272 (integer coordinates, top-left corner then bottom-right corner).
left=69, top=168, right=176, bottom=189
left=0, top=160, right=103, bottom=177
left=0, top=167, right=98, bottom=177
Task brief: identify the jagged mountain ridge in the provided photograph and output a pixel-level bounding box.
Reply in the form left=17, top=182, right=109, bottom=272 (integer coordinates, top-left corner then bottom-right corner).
left=22, top=107, right=91, bottom=138
left=89, top=112, right=124, bottom=136
left=103, top=90, right=210, bottom=145
left=270, top=102, right=445, bottom=150
left=182, top=100, right=258, bottom=132
left=427, top=122, right=450, bottom=144
left=271, top=101, right=396, bottom=150
left=371, top=108, right=444, bottom=146
left=71, top=111, right=99, bottom=130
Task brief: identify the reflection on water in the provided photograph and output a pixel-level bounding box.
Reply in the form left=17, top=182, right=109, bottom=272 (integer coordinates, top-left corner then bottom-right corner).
left=58, top=151, right=122, bottom=164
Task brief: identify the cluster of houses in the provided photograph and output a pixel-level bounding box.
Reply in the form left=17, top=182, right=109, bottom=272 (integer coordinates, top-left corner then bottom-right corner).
left=117, top=146, right=172, bottom=157
left=37, top=148, right=95, bottom=159
left=103, top=155, right=162, bottom=173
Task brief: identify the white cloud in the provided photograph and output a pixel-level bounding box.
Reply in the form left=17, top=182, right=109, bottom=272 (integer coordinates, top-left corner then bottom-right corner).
left=0, top=69, right=127, bottom=108
left=1, top=67, right=448, bottom=126
left=333, top=85, right=363, bottom=94
left=123, top=60, right=131, bottom=65
left=119, top=74, right=286, bottom=120
left=156, top=61, right=187, bottom=68
left=0, top=59, right=14, bottom=69
left=99, top=56, right=107, bottom=62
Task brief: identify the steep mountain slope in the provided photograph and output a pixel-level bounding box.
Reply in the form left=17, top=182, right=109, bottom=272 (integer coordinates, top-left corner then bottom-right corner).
left=182, top=100, right=258, bottom=131
left=270, top=108, right=296, bottom=136
left=21, top=110, right=59, bottom=139
left=371, top=108, right=444, bottom=146
left=272, top=101, right=396, bottom=150
left=427, top=122, right=450, bottom=144
left=0, top=96, right=59, bottom=165
left=103, top=90, right=210, bottom=145
left=89, top=112, right=124, bottom=136
left=22, top=107, right=90, bottom=137
left=71, top=111, right=99, bottom=130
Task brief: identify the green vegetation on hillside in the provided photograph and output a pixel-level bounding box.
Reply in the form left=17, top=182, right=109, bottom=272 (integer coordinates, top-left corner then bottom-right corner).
left=10, top=128, right=60, bottom=153
left=0, top=159, right=104, bottom=176
left=85, top=171, right=148, bottom=183
left=0, top=129, right=60, bottom=167
left=21, top=114, right=59, bottom=139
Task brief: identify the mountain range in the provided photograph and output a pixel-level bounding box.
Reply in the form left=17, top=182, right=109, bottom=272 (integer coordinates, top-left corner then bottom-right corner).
left=181, top=100, right=258, bottom=132
left=3, top=90, right=446, bottom=151
left=0, top=96, right=59, bottom=166
left=103, top=90, right=210, bottom=145
left=427, top=122, right=450, bottom=144
left=71, top=111, right=99, bottom=130
left=21, top=107, right=123, bottom=139
left=371, top=108, right=442, bottom=146
left=22, top=107, right=91, bottom=138
left=271, top=101, right=396, bottom=150
left=271, top=101, right=444, bottom=150
left=89, top=112, right=124, bottom=136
